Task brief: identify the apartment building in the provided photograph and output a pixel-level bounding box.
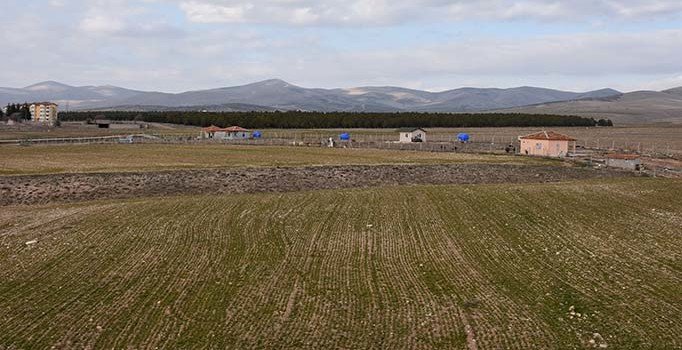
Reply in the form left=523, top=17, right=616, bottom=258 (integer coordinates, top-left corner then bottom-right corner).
left=29, top=102, right=58, bottom=124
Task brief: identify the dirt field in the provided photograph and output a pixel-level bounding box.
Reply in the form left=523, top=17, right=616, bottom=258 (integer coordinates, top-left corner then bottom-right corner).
left=0, top=122, right=198, bottom=140
left=1, top=179, right=679, bottom=349
left=0, top=163, right=630, bottom=205
left=0, top=144, right=558, bottom=175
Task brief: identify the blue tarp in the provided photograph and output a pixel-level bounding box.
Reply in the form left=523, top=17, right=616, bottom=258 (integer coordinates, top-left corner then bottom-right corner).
left=339, top=133, right=350, bottom=141
left=252, top=131, right=262, bottom=138
left=457, top=133, right=470, bottom=142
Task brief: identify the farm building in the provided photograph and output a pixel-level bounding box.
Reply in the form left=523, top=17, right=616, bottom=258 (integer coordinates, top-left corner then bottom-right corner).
left=398, top=128, right=427, bottom=143
left=519, top=131, right=576, bottom=158
left=202, top=125, right=252, bottom=140
left=606, top=154, right=642, bottom=171
left=95, top=120, right=143, bottom=129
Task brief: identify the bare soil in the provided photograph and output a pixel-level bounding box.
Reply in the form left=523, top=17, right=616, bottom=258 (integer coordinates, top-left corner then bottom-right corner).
left=0, top=163, right=631, bottom=205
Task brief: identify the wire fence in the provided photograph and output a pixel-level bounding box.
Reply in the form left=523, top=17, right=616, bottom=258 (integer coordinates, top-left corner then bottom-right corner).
left=0, top=131, right=678, bottom=158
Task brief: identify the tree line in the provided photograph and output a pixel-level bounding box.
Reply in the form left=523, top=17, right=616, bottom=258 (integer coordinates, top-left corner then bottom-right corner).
left=1, top=103, right=32, bottom=120
left=58, top=110, right=612, bottom=128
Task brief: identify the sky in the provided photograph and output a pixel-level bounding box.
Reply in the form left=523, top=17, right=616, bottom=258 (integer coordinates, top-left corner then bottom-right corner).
left=1, top=0, right=682, bottom=92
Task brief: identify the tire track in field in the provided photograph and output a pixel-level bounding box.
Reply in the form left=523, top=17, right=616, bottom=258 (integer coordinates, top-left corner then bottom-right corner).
left=409, top=187, right=557, bottom=349
left=264, top=194, right=348, bottom=346
left=493, top=183, right=682, bottom=346
left=427, top=181, right=682, bottom=348
left=1, top=180, right=679, bottom=349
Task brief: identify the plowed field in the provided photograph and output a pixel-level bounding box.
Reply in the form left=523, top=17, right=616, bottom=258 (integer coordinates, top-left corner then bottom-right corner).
left=1, top=178, right=680, bottom=349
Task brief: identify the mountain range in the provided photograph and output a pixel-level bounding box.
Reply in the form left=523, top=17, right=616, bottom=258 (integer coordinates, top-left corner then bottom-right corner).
left=501, top=88, right=682, bottom=124
left=1, top=79, right=681, bottom=123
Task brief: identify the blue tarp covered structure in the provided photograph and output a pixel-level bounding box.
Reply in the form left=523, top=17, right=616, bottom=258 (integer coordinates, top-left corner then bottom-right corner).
left=252, top=131, right=262, bottom=138
left=339, top=133, right=350, bottom=141
left=457, top=133, right=470, bottom=142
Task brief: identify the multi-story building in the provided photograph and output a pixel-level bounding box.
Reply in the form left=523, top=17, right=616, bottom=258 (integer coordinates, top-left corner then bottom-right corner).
left=29, top=102, right=58, bottom=125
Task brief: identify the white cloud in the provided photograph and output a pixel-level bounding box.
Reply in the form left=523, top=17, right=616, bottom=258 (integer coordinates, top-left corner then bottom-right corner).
left=1, top=0, right=681, bottom=92
left=80, top=15, right=126, bottom=33
left=77, top=1, right=184, bottom=37
left=608, top=0, right=682, bottom=18
left=637, top=74, right=682, bottom=91
left=179, top=1, right=251, bottom=23
left=176, top=0, right=682, bottom=25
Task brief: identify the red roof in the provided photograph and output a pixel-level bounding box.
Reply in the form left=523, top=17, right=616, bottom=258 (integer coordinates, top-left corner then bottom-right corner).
left=519, top=131, right=576, bottom=141
left=202, top=125, right=222, bottom=132
left=202, top=125, right=250, bottom=132
left=222, top=126, right=249, bottom=132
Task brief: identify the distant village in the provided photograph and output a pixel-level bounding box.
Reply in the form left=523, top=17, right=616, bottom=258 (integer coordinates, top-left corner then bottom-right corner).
left=1, top=102, right=59, bottom=126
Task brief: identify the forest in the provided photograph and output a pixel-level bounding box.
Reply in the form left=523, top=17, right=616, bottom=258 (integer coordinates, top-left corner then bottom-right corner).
left=58, top=110, right=612, bottom=128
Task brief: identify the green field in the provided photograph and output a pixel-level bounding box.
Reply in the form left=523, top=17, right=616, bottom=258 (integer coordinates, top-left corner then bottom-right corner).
left=1, top=178, right=680, bottom=349
left=0, top=144, right=557, bottom=175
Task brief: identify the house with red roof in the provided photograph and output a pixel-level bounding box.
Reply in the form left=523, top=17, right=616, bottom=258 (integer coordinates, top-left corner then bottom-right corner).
left=202, top=125, right=252, bottom=140
left=518, top=131, right=576, bottom=158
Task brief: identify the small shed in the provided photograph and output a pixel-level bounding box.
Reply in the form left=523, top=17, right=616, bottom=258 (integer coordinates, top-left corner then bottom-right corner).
left=519, top=131, right=576, bottom=158
left=95, top=120, right=141, bottom=129
left=202, top=125, right=251, bottom=140
left=95, top=120, right=111, bottom=128
left=606, top=154, right=642, bottom=171
left=398, top=128, right=427, bottom=143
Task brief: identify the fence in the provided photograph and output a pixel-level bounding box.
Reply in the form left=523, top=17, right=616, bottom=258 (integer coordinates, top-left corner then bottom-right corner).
left=1, top=131, right=677, bottom=158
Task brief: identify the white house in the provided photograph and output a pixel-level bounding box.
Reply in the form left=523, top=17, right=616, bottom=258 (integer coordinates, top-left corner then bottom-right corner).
left=398, top=128, right=427, bottom=143
left=202, top=125, right=252, bottom=140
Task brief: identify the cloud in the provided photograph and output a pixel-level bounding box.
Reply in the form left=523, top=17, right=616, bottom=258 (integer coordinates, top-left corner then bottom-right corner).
left=218, top=29, right=682, bottom=91
left=80, top=15, right=127, bottom=33
left=0, top=0, right=681, bottom=92
left=179, top=1, right=251, bottom=23
left=176, top=0, right=682, bottom=25
left=78, top=0, right=184, bottom=37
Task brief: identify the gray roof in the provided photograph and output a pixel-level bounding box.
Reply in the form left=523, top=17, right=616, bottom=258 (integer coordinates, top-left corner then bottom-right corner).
left=397, top=127, right=426, bottom=132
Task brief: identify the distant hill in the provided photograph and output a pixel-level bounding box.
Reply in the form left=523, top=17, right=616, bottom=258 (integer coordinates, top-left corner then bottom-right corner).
left=0, top=81, right=145, bottom=107
left=6, top=79, right=681, bottom=123
left=500, top=89, right=682, bottom=124
left=1, top=79, right=625, bottom=115
left=663, top=86, right=682, bottom=96
left=86, top=103, right=277, bottom=112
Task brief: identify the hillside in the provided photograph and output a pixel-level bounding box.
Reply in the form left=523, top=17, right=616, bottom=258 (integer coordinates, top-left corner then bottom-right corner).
left=6, top=80, right=680, bottom=123
left=1, top=79, right=622, bottom=113
left=502, top=90, right=682, bottom=124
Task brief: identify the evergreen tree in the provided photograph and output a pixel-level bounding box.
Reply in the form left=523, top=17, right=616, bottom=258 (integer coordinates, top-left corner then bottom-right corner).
left=20, top=103, right=32, bottom=120
left=58, top=110, right=600, bottom=128
left=6, top=104, right=16, bottom=116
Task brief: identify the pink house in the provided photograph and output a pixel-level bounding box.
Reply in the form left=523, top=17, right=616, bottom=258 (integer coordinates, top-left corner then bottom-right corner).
left=519, top=131, right=576, bottom=158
